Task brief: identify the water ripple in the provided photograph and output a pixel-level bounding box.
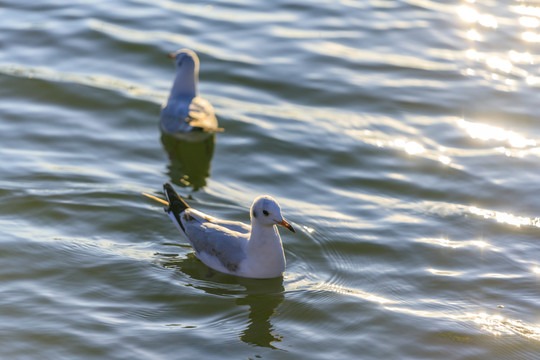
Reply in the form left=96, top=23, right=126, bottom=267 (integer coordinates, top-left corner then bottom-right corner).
left=0, top=62, right=164, bottom=103
left=303, top=41, right=457, bottom=72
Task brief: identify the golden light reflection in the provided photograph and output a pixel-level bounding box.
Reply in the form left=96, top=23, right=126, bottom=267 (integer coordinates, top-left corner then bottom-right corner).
left=479, top=273, right=521, bottom=279
left=486, top=56, right=513, bottom=73
left=468, top=312, right=540, bottom=340
left=313, top=276, right=540, bottom=341
left=427, top=268, right=463, bottom=277
left=457, top=119, right=537, bottom=148
left=465, top=48, right=478, bottom=60
left=405, top=141, right=425, bottom=155
left=526, top=75, right=540, bottom=85
left=457, top=5, right=498, bottom=28
left=513, top=5, right=540, bottom=18
left=415, top=237, right=490, bottom=250
left=384, top=305, right=540, bottom=341
left=457, top=5, right=478, bottom=23
left=316, top=283, right=396, bottom=305
left=522, top=31, right=540, bottom=42
left=509, top=50, right=533, bottom=64
left=519, top=16, right=540, bottom=28
left=438, top=155, right=451, bottom=165
left=471, top=240, right=488, bottom=249
left=389, top=139, right=426, bottom=155
left=466, top=29, right=482, bottom=41
left=469, top=206, right=540, bottom=228
left=351, top=129, right=457, bottom=168
left=459, top=2, right=540, bottom=90
left=302, top=225, right=315, bottom=234
left=478, top=14, right=498, bottom=29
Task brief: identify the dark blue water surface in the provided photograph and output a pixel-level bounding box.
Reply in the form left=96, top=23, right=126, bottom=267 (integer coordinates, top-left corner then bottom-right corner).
left=1, top=1, right=540, bottom=359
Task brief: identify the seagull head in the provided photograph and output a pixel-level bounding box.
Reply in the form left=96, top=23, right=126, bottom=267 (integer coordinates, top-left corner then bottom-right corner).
left=168, top=48, right=199, bottom=73
left=250, top=196, right=295, bottom=232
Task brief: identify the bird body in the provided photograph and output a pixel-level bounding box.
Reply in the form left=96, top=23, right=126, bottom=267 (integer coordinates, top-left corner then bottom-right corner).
left=161, top=183, right=295, bottom=279
left=160, top=49, right=221, bottom=135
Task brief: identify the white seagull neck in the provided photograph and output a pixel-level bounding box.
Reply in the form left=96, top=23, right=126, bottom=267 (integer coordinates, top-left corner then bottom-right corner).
left=244, top=223, right=286, bottom=278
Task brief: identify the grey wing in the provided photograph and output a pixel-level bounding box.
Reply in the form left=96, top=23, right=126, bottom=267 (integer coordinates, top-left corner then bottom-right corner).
left=184, top=221, right=247, bottom=272
left=160, top=100, right=192, bottom=133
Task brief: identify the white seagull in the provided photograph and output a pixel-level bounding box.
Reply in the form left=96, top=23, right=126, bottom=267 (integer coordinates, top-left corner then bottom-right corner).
left=160, top=49, right=222, bottom=135
left=152, top=183, right=295, bottom=279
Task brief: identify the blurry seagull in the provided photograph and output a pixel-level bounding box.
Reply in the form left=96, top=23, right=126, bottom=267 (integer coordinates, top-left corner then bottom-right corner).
left=145, top=183, right=295, bottom=279
left=160, top=49, right=222, bottom=135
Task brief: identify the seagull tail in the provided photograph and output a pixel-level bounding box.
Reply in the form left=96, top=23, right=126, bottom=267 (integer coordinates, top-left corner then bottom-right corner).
left=163, top=182, right=190, bottom=232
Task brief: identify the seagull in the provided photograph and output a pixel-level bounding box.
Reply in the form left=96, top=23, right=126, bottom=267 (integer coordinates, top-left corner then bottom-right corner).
left=147, top=183, right=295, bottom=279
left=160, top=49, right=223, bottom=135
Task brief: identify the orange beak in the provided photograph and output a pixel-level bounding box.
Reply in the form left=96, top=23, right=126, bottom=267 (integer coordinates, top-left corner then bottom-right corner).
left=278, top=219, right=295, bottom=233
left=168, top=52, right=176, bottom=59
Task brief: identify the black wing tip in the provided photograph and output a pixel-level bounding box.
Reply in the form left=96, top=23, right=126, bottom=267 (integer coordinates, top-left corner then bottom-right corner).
left=163, top=182, right=190, bottom=214
left=163, top=182, right=176, bottom=197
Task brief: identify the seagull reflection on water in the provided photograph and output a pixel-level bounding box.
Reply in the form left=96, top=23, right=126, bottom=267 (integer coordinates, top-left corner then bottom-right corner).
left=158, top=252, right=284, bottom=349
left=160, top=131, right=215, bottom=190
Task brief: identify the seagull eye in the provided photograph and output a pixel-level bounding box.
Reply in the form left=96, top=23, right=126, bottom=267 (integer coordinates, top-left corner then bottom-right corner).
left=263, top=210, right=269, bottom=216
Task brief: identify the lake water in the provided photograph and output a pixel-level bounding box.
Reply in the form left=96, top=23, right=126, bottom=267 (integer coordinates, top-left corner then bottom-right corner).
left=1, top=0, right=540, bottom=359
